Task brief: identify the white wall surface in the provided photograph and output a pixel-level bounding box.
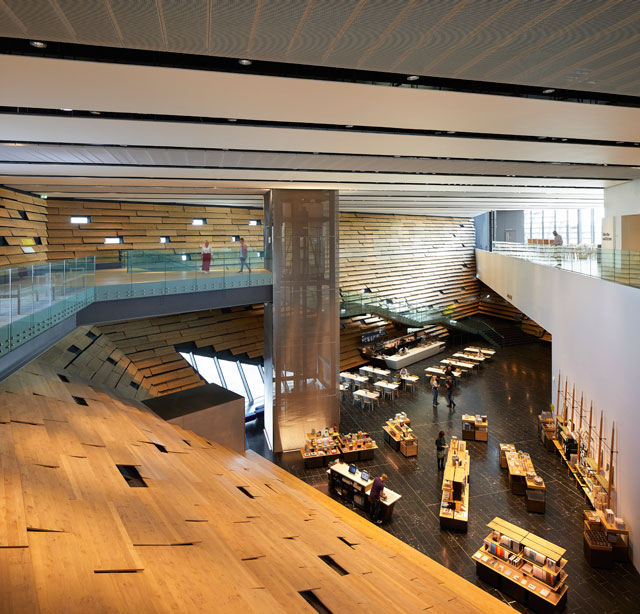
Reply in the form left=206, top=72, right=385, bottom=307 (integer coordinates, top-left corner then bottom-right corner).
left=604, top=179, right=640, bottom=250
left=476, top=249, right=640, bottom=569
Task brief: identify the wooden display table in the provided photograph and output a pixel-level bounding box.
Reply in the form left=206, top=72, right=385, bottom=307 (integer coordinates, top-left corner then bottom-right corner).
left=327, top=462, right=401, bottom=523
left=499, top=443, right=516, bottom=468
left=439, top=439, right=470, bottom=531
left=473, top=517, right=568, bottom=614
left=462, top=414, right=488, bottom=441
left=538, top=415, right=557, bottom=452
left=595, top=509, right=630, bottom=562
left=300, top=428, right=342, bottom=468
left=382, top=418, right=418, bottom=457
left=504, top=448, right=545, bottom=498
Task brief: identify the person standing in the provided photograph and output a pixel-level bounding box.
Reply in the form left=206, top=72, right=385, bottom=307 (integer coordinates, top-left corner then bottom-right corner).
left=552, top=230, right=563, bottom=267
left=445, top=376, right=456, bottom=409
left=430, top=375, right=439, bottom=405
left=238, top=237, right=251, bottom=273
left=435, top=431, right=448, bottom=470
left=201, top=240, right=212, bottom=273
left=368, top=473, right=388, bottom=524
left=444, top=363, right=455, bottom=387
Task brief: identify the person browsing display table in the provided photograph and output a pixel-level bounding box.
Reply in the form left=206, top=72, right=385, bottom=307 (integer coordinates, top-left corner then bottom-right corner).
left=436, top=431, right=448, bottom=470
left=369, top=473, right=388, bottom=524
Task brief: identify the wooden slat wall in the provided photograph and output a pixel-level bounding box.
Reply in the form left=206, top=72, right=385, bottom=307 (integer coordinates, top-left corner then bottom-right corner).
left=477, top=284, right=551, bottom=342
left=0, top=365, right=513, bottom=614
left=45, top=199, right=264, bottom=261
left=339, top=212, right=480, bottom=321
left=0, top=187, right=48, bottom=267
left=95, top=305, right=265, bottom=396
left=38, top=326, right=157, bottom=399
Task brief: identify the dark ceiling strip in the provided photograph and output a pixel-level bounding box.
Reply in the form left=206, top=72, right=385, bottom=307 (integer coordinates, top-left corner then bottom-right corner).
left=0, top=161, right=634, bottom=180
left=2, top=106, right=640, bottom=149
left=2, top=36, right=639, bottom=108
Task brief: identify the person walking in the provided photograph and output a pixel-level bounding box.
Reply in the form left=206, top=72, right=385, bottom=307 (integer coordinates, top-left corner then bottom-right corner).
left=201, top=240, right=212, bottom=273
left=238, top=237, right=251, bottom=273
left=435, top=431, right=448, bottom=471
left=445, top=376, right=456, bottom=409
left=430, top=375, right=439, bottom=405
left=368, top=473, right=387, bottom=524
left=444, top=363, right=455, bottom=387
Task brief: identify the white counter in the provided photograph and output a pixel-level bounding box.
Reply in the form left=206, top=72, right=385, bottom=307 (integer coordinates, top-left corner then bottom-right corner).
left=383, top=341, right=445, bottom=369
left=328, top=462, right=401, bottom=505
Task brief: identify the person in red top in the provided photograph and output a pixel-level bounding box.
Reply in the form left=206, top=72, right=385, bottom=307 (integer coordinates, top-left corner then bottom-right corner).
left=238, top=237, right=251, bottom=273
left=368, top=473, right=388, bottom=524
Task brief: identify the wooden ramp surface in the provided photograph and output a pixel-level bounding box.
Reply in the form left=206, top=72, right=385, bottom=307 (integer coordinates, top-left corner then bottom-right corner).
left=0, top=365, right=512, bottom=614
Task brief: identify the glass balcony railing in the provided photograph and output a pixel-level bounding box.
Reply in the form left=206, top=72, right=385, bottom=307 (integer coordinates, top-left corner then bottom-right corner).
left=491, top=242, right=640, bottom=288
left=0, top=249, right=271, bottom=357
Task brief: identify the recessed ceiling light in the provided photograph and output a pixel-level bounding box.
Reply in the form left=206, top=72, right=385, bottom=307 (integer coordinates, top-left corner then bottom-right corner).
left=60, top=108, right=73, bottom=112
left=406, top=75, right=419, bottom=81
left=239, top=59, right=252, bottom=66
left=30, top=41, right=47, bottom=48
left=90, top=110, right=101, bottom=115
left=228, top=118, right=237, bottom=122
left=345, top=124, right=353, bottom=128
left=542, top=88, right=555, bottom=94
left=1, top=142, right=26, bottom=146
left=447, top=131, right=456, bottom=134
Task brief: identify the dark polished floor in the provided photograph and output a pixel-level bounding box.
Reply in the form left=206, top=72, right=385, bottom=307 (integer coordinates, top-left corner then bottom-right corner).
left=246, top=341, right=640, bottom=614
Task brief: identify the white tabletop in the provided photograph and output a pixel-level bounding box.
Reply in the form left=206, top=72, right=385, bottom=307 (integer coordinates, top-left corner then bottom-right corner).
left=453, top=352, right=485, bottom=362
left=465, top=346, right=496, bottom=356
left=341, top=372, right=368, bottom=382
left=360, top=365, right=391, bottom=376
left=374, top=380, right=400, bottom=390
left=354, top=389, right=380, bottom=400
left=426, top=367, right=462, bottom=377
left=400, top=374, right=419, bottom=382
left=441, top=359, right=476, bottom=369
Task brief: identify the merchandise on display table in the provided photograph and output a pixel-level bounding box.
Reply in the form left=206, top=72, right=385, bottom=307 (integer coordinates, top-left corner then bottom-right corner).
left=538, top=413, right=557, bottom=452
left=300, top=426, right=377, bottom=467
left=301, top=426, right=342, bottom=467
left=499, top=443, right=516, bottom=468
left=339, top=431, right=377, bottom=462
left=382, top=413, right=418, bottom=457
left=462, top=414, right=488, bottom=442
left=327, top=461, right=401, bottom=523
left=503, top=448, right=545, bottom=501
left=439, top=438, right=470, bottom=531
left=473, top=517, right=568, bottom=614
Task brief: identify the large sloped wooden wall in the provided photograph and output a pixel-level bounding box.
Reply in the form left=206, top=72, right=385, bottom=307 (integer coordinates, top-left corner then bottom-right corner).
left=0, top=187, right=48, bottom=266
left=0, top=362, right=513, bottom=614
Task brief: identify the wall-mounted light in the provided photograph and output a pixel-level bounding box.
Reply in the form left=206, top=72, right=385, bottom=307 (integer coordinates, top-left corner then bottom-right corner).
left=249, top=219, right=262, bottom=226
left=406, top=75, right=419, bottom=81
left=30, top=41, right=47, bottom=48
left=160, top=237, right=171, bottom=243
left=192, top=218, right=205, bottom=226
left=70, top=216, right=90, bottom=224
left=104, top=237, right=123, bottom=244
left=239, top=59, right=252, bottom=66
left=181, top=254, right=189, bottom=261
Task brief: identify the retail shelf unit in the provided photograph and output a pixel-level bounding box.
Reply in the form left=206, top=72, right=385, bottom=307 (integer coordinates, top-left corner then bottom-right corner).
left=473, top=517, right=568, bottom=614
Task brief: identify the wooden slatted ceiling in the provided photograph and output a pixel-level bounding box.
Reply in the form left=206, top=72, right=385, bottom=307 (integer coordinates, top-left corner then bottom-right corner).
left=45, top=199, right=265, bottom=261
left=0, top=187, right=48, bottom=267
left=477, top=283, right=551, bottom=342
left=0, top=365, right=512, bottom=614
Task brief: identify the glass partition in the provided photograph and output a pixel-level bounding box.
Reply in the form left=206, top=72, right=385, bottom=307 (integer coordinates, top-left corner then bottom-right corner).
left=492, top=242, right=640, bottom=288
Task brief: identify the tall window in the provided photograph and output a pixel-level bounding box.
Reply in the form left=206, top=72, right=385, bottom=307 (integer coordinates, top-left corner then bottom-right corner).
left=524, top=208, right=603, bottom=245
left=180, top=352, right=264, bottom=414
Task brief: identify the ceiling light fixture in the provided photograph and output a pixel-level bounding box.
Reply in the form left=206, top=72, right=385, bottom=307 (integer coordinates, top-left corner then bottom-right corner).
left=239, top=59, right=252, bottom=66
left=345, top=124, right=353, bottom=128
left=61, top=108, right=73, bottom=112
left=30, top=41, right=47, bottom=48
left=90, top=110, right=101, bottom=115
left=406, top=75, right=419, bottom=81
left=542, top=88, right=555, bottom=94
left=228, top=118, right=237, bottom=122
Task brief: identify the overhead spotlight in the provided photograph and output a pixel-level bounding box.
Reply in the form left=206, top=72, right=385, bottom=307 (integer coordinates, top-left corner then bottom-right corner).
left=238, top=59, right=252, bottom=66
left=406, top=75, right=419, bottom=81
left=344, top=124, right=353, bottom=128
left=447, top=131, right=456, bottom=134
left=542, top=88, right=555, bottom=94
left=60, top=108, right=73, bottom=112
left=30, top=41, right=47, bottom=48
left=227, top=118, right=237, bottom=122
left=90, top=110, right=101, bottom=115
